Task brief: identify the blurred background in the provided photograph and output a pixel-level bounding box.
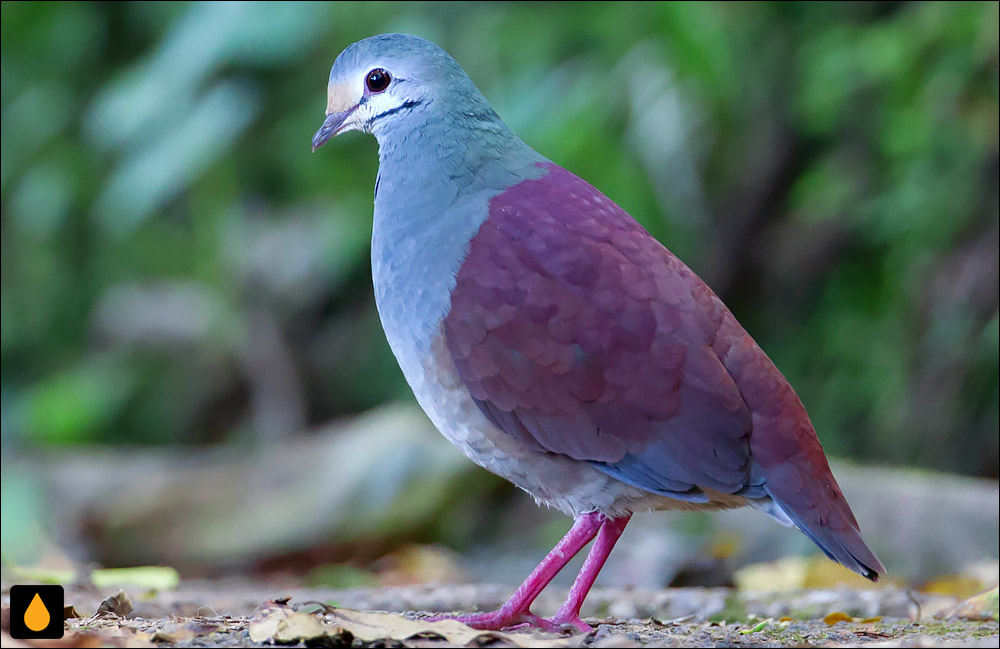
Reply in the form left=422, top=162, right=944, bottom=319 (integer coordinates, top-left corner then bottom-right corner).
left=2, top=1, right=997, bottom=597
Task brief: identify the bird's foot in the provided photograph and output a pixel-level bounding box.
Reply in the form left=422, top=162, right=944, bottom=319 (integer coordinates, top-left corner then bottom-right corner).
left=426, top=610, right=592, bottom=634
left=425, top=609, right=543, bottom=631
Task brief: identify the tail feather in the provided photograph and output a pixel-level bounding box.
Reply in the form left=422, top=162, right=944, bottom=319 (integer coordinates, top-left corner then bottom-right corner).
left=749, top=497, right=794, bottom=527
left=766, top=492, right=885, bottom=581
left=708, top=303, right=885, bottom=580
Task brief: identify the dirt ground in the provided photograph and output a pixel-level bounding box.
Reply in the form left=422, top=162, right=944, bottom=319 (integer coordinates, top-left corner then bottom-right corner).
left=3, top=579, right=997, bottom=648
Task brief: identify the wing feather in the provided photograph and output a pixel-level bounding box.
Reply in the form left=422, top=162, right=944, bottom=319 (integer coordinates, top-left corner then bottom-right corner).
left=444, top=164, right=752, bottom=498
left=442, top=163, right=884, bottom=580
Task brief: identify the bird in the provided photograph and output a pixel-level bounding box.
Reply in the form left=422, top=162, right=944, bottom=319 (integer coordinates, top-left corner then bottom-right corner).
left=311, top=33, right=884, bottom=633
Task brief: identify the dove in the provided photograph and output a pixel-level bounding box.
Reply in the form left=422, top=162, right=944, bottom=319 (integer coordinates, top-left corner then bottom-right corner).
left=312, top=33, right=883, bottom=632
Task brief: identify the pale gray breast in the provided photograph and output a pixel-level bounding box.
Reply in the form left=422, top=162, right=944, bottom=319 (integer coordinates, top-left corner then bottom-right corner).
left=370, top=181, right=491, bottom=374
left=369, top=182, right=652, bottom=517
left=367, top=139, right=656, bottom=516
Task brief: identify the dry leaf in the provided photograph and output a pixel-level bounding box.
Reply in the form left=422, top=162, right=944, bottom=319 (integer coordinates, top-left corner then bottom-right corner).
left=273, top=613, right=342, bottom=644
left=148, top=621, right=223, bottom=644
left=96, top=590, right=134, bottom=618
left=248, top=598, right=570, bottom=647
left=248, top=600, right=298, bottom=642
left=18, top=630, right=139, bottom=648
left=330, top=609, right=571, bottom=646
left=249, top=599, right=348, bottom=645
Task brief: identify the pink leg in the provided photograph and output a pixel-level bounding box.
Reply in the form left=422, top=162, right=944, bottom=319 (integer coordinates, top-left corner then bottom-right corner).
left=545, top=514, right=631, bottom=633
left=426, top=511, right=603, bottom=630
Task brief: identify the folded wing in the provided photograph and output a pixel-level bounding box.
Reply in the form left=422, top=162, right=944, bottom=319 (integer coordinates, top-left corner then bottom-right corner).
left=443, top=163, right=884, bottom=579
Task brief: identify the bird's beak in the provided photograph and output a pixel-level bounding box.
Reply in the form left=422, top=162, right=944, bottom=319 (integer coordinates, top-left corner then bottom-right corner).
left=311, top=106, right=357, bottom=151
left=312, top=81, right=362, bottom=151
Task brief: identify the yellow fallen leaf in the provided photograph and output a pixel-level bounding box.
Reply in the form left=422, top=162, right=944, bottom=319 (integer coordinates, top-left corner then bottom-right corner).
left=376, top=544, right=466, bottom=585
left=735, top=555, right=882, bottom=591
left=709, top=534, right=741, bottom=560
left=823, top=611, right=853, bottom=626
left=922, top=575, right=985, bottom=600
left=735, top=557, right=807, bottom=591
left=803, top=558, right=881, bottom=590
left=951, top=586, right=1000, bottom=622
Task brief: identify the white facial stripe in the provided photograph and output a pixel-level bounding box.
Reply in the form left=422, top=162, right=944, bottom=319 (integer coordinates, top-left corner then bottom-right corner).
left=326, top=81, right=362, bottom=115
left=326, top=65, right=417, bottom=136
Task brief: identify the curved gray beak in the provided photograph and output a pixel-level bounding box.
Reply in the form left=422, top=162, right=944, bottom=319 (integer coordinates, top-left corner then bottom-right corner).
left=311, top=106, right=357, bottom=151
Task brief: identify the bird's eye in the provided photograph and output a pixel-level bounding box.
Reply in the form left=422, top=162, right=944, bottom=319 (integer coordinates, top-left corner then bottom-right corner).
left=365, top=68, right=391, bottom=93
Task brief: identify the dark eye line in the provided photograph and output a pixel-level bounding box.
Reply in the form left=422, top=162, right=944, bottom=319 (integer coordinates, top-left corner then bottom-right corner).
left=366, top=98, right=425, bottom=128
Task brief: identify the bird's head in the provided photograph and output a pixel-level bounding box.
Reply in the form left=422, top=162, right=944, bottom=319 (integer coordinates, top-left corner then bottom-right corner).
left=312, top=33, right=491, bottom=151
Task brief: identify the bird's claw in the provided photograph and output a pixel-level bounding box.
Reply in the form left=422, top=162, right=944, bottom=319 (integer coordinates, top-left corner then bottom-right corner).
left=543, top=614, right=593, bottom=634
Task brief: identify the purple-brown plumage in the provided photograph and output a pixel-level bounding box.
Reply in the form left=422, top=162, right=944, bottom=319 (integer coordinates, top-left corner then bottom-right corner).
left=444, top=162, right=883, bottom=577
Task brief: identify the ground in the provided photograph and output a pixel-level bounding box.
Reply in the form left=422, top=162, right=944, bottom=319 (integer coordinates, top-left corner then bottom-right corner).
left=2, top=580, right=997, bottom=648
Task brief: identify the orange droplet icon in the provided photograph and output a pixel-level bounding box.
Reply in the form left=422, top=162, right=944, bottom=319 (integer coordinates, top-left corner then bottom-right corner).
left=25, top=592, right=51, bottom=632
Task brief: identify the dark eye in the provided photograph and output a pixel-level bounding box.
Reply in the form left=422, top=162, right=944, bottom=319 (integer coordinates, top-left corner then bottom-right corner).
left=365, top=68, right=391, bottom=93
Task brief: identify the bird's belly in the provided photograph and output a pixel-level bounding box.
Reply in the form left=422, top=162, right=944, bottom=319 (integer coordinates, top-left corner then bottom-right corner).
left=393, top=327, right=650, bottom=516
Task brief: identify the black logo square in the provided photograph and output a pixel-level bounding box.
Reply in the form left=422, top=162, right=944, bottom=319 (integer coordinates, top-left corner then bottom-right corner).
left=9, top=585, right=65, bottom=640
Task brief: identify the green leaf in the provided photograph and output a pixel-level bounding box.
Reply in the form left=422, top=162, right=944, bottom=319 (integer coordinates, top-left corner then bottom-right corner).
left=90, top=566, right=180, bottom=591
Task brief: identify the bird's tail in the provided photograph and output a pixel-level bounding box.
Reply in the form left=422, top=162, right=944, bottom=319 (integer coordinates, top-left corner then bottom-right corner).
left=765, top=489, right=884, bottom=581
left=714, top=307, right=885, bottom=580
left=748, top=448, right=885, bottom=581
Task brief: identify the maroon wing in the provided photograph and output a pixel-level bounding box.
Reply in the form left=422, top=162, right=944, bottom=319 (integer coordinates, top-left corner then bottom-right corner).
left=443, top=163, right=884, bottom=579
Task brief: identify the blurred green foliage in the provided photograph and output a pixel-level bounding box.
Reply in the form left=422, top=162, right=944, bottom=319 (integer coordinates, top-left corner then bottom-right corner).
left=1, top=2, right=997, bottom=475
